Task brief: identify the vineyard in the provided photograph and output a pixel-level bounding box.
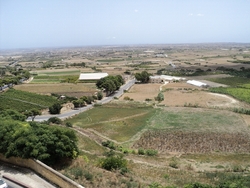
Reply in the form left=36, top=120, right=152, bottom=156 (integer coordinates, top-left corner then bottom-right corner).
left=0, top=89, right=58, bottom=112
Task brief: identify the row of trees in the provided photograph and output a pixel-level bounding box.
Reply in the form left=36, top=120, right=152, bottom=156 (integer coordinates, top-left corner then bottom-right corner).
left=72, top=92, right=103, bottom=108
left=0, top=110, right=79, bottom=165
left=96, top=75, right=124, bottom=95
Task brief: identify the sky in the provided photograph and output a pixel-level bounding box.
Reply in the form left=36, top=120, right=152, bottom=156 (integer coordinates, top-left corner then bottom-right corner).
left=0, top=0, right=250, bottom=49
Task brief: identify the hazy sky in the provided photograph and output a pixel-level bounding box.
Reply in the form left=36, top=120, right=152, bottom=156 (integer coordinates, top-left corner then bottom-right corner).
left=1, top=0, right=250, bottom=49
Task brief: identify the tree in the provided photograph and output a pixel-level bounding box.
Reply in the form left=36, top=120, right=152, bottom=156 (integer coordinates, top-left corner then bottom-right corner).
left=135, top=71, right=150, bottom=83
left=101, top=155, right=127, bottom=171
left=0, top=119, right=79, bottom=165
left=97, top=91, right=103, bottom=100
left=49, top=103, right=62, bottom=114
left=24, top=109, right=41, bottom=121
left=0, top=109, right=26, bottom=121
left=155, top=92, right=164, bottom=102
left=96, top=75, right=124, bottom=96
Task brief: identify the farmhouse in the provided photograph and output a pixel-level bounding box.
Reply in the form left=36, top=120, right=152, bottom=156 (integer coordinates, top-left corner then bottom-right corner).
left=149, top=75, right=186, bottom=83
left=187, top=80, right=208, bottom=88
left=79, top=73, right=108, bottom=81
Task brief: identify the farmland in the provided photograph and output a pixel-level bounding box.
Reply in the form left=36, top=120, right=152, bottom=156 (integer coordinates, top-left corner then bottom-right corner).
left=0, top=89, right=58, bottom=112
left=65, top=102, right=250, bottom=187
left=1, top=44, right=250, bottom=187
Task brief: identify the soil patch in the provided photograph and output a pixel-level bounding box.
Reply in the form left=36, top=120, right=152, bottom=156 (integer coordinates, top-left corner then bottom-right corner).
left=133, top=130, right=250, bottom=153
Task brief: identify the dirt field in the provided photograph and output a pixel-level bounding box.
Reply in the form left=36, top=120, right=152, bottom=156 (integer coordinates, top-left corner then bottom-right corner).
left=121, top=82, right=250, bottom=109
left=14, top=83, right=97, bottom=97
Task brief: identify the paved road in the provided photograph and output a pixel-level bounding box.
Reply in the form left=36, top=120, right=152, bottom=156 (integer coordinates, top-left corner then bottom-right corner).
left=28, top=78, right=135, bottom=122
left=0, top=162, right=56, bottom=188
left=1, top=177, right=23, bottom=188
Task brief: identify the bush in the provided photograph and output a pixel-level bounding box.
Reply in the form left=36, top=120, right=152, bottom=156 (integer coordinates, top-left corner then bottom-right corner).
left=138, top=148, right=145, bottom=155
left=48, top=117, right=62, bottom=124
left=146, top=149, right=158, bottom=156
left=49, top=103, right=62, bottom=114
left=169, top=158, right=179, bottom=169
left=102, top=140, right=116, bottom=150
left=124, top=96, right=131, bottom=101
left=84, top=171, right=93, bottom=181
left=97, top=91, right=103, bottom=100
left=65, top=122, right=72, bottom=127
left=101, top=155, right=127, bottom=171
left=70, top=167, right=83, bottom=179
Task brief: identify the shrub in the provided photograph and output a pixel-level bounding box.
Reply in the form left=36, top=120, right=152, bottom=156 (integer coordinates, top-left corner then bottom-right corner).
left=65, top=122, right=72, bottom=127
left=97, top=91, right=103, bottom=100
left=101, top=155, right=127, bottom=171
left=70, top=167, right=83, bottom=179
left=124, top=96, right=131, bottom=101
left=169, top=158, right=179, bottom=169
left=146, top=149, right=158, bottom=156
left=48, top=117, right=62, bottom=124
left=102, top=140, right=116, bottom=150
left=84, top=171, right=93, bottom=181
left=49, top=103, right=62, bottom=114
left=138, top=148, right=145, bottom=155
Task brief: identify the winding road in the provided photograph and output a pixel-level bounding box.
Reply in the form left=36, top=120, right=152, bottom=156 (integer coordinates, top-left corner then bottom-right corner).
left=27, top=78, right=135, bottom=122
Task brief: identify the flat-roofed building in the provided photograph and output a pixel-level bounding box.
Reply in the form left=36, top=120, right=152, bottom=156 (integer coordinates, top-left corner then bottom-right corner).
left=79, top=73, right=108, bottom=81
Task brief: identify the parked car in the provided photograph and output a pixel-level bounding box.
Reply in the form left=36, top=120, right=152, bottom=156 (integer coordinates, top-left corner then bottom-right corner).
left=0, top=179, right=8, bottom=188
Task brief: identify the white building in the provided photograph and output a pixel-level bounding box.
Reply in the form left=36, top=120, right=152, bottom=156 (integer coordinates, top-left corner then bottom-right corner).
left=187, top=80, right=208, bottom=87
left=79, top=73, right=108, bottom=81
left=149, top=75, right=186, bottom=83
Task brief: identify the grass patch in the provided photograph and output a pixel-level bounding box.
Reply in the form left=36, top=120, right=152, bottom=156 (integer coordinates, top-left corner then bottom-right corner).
left=76, top=132, right=105, bottom=154
left=147, top=108, right=245, bottom=133
left=209, top=87, right=250, bottom=103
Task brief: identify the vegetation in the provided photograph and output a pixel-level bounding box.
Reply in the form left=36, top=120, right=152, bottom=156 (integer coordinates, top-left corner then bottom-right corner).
left=49, top=103, right=63, bottom=114
left=209, top=87, right=250, bottom=104
left=155, top=92, right=164, bottom=102
left=24, top=108, right=41, bottom=121
left=135, top=70, right=151, bottom=83
left=0, top=89, right=58, bottom=112
left=0, top=113, right=79, bottom=165
left=100, top=154, right=127, bottom=171
left=96, top=75, right=124, bottom=95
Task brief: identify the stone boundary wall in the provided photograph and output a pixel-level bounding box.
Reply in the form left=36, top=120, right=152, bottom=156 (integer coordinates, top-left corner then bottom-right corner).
left=0, top=154, right=84, bottom=188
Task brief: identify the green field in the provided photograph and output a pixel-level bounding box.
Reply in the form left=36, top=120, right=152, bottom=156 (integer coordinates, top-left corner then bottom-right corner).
left=31, top=70, right=80, bottom=84
left=96, top=59, right=124, bottom=62
left=148, top=107, right=246, bottom=133
left=209, top=87, right=250, bottom=103
left=68, top=103, right=156, bottom=142
left=208, top=77, right=250, bottom=87
left=208, top=76, right=250, bottom=104
left=0, top=89, right=58, bottom=112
